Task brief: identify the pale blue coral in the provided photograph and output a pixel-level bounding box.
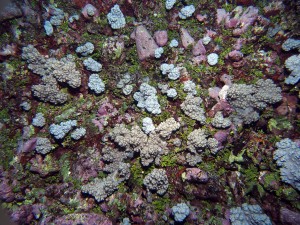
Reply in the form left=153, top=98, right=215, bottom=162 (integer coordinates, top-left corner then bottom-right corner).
left=179, top=5, right=195, bottom=19
left=83, top=58, right=102, bottom=72
left=172, top=203, right=190, bottom=222
left=49, top=120, right=77, bottom=139
left=88, top=74, right=105, bottom=94
left=274, top=138, right=300, bottom=191
left=107, top=4, right=126, bottom=29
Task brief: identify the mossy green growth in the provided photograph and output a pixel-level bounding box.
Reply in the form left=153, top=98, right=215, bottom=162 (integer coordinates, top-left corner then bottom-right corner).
left=262, top=172, right=280, bottom=190
left=0, top=108, right=10, bottom=123
left=160, top=153, right=177, bottom=167
left=241, top=44, right=255, bottom=55
left=268, top=117, right=292, bottom=132
left=152, top=196, right=171, bottom=213
left=59, top=153, right=71, bottom=182
left=0, top=128, right=21, bottom=170
left=228, top=149, right=245, bottom=164
left=280, top=187, right=300, bottom=210
left=130, top=159, right=145, bottom=187
left=243, top=164, right=259, bottom=194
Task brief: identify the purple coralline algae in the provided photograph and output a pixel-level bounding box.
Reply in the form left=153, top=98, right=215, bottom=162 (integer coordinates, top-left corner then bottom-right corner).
left=217, top=6, right=259, bottom=36
left=180, top=28, right=195, bottom=49
left=92, top=100, right=118, bottom=132
left=131, top=25, right=159, bottom=60
left=154, top=30, right=168, bottom=47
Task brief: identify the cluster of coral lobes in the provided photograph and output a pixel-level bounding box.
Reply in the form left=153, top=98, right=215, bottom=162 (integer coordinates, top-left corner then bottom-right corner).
left=0, top=0, right=300, bottom=224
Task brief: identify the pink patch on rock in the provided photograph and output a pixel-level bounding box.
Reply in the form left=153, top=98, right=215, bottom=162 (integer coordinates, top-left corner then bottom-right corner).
left=192, top=55, right=206, bottom=65
left=18, top=138, right=37, bottom=154
left=180, top=28, right=195, bottom=49
left=92, top=101, right=118, bottom=132
left=209, top=87, right=221, bottom=101
left=154, top=30, right=168, bottom=47
left=233, top=38, right=245, bottom=50
left=131, top=25, right=158, bottom=60
left=220, top=74, right=232, bottom=86
left=185, top=168, right=209, bottom=183
left=214, top=130, right=229, bottom=145
left=192, top=39, right=206, bottom=56
left=216, top=9, right=229, bottom=24
left=0, top=43, right=17, bottom=56
left=225, top=18, right=239, bottom=28
left=205, top=29, right=217, bottom=38
left=209, top=99, right=233, bottom=117
left=228, top=50, right=243, bottom=61
left=233, top=6, right=258, bottom=36
left=81, top=4, right=99, bottom=19
left=0, top=179, right=15, bottom=202
left=196, top=14, right=207, bottom=22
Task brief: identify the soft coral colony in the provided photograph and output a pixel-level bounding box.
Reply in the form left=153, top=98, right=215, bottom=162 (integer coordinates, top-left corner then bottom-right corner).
left=0, top=0, right=300, bottom=224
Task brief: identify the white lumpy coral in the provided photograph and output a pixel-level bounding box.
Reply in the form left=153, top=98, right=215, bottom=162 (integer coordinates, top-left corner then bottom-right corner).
left=169, top=39, right=179, bottom=47
left=83, top=58, right=102, bottom=72
left=142, top=117, right=156, bottom=134
left=48, top=5, right=64, bottom=26
left=49, top=120, right=77, bottom=140
left=202, top=36, right=211, bottom=45
left=35, top=137, right=53, bottom=154
left=211, top=111, right=231, bottom=129
left=155, top=47, right=164, bottom=58
left=172, top=203, right=190, bottom=222
left=160, top=63, right=174, bottom=75
left=160, top=63, right=181, bottom=80
left=183, top=80, right=197, bottom=95
left=122, top=84, right=133, bottom=95
left=88, top=74, right=105, bottom=94
left=179, top=5, right=195, bottom=19
left=133, top=83, right=161, bottom=114
left=155, top=117, right=180, bottom=139
left=44, top=21, right=53, bottom=36
left=22, top=45, right=82, bottom=104
left=186, top=129, right=219, bottom=155
left=180, top=95, right=206, bottom=124
left=284, top=54, right=300, bottom=85
left=207, top=53, right=219, bottom=66
left=143, top=168, right=169, bottom=195
left=32, top=113, right=46, bottom=127
left=230, top=203, right=272, bottom=225
left=107, top=4, right=126, bottom=29
left=274, top=138, right=300, bottom=191
left=282, top=38, right=300, bottom=51
left=76, top=42, right=94, bottom=56
left=227, top=79, right=282, bottom=124
left=165, top=0, right=176, bottom=10
left=71, top=127, right=86, bottom=140
left=167, top=88, right=177, bottom=98
left=82, top=163, right=130, bottom=202
left=168, top=67, right=180, bottom=80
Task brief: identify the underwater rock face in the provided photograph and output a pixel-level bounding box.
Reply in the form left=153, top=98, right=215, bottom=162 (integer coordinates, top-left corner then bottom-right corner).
left=1, top=1, right=300, bottom=224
